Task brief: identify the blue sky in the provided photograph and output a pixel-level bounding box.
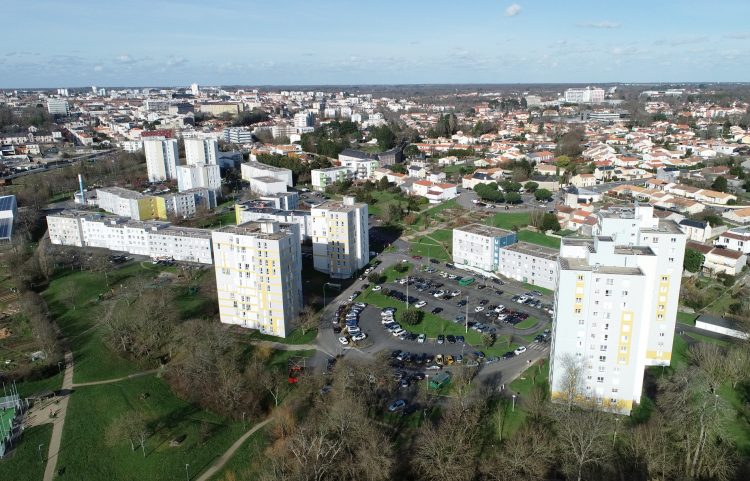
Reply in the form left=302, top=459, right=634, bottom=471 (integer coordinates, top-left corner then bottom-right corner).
left=2, top=0, right=750, bottom=87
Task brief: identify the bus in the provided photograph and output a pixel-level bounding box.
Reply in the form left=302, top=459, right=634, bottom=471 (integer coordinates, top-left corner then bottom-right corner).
left=458, top=277, right=475, bottom=287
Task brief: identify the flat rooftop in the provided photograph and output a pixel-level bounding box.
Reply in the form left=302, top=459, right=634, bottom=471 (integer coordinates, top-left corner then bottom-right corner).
left=98, top=186, right=145, bottom=200
left=559, top=257, right=643, bottom=275
left=313, top=199, right=366, bottom=212
left=217, top=221, right=295, bottom=240
left=642, top=219, right=683, bottom=235
left=502, top=241, right=558, bottom=260
left=243, top=160, right=292, bottom=173
left=251, top=176, right=287, bottom=184
left=456, top=223, right=514, bottom=238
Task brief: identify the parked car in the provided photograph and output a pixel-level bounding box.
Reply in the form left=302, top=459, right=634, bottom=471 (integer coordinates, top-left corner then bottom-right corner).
left=447, top=335, right=456, bottom=344
left=338, top=336, right=349, bottom=345
left=352, top=332, right=367, bottom=342
left=388, top=399, right=407, bottom=412
left=437, top=335, right=445, bottom=344
left=431, top=307, right=443, bottom=314
left=414, top=300, right=427, bottom=308
left=372, top=285, right=382, bottom=291
left=417, top=333, right=426, bottom=343
left=514, top=346, right=527, bottom=355
left=435, top=354, right=444, bottom=365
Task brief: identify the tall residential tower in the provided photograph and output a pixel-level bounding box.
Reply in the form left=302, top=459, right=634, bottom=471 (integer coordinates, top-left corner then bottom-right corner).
left=144, top=138, right=180, bottom=182
left=311, top=196, right=369, bottom=279
left=549, top=205, right=686, bottom=413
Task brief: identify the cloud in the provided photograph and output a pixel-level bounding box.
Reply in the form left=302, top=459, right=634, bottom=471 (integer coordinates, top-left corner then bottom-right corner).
left=724, top=32, right=750, bottom=39
left=116, top=54, right=134, bottom=63
left=578, top=21, right=621, bottom=29
left=504, top=3, right=522, bottom=17
left=93, top=65, right=103, bottom=72
left=662, top=36, right=708, bottom=46
left=165, top=56, right=188, bottom=67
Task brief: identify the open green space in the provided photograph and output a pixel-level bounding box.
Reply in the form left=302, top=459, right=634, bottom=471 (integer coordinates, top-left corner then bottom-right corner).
left=16, top=371, right=64, bottom=398
left=497, top=362, right=550, bottom=437
left=513, top=316, right=541, bottom=330
left=516, top=230, right=561, bottom=249
left=521, top=283, right=554, bottom=296
left=410, top=237, right=450, bottom=262
left=676, top=311, right=698, bottom=326
left=367, top=190, right=407, bottom=218
left=485, top=212, right=531, bottom=230
left=267, top=349, right=316, bottom=371
left=42, top=264, right=157, bottom=384
left=249, top=328, right=318, bottom=345
left=57, top=374, right=247, bottom=481
left=0, top=424, right=52, bottom=481
left=422, top=199, right=459, bottom=217
left=209, top=427, right=268, bottom=481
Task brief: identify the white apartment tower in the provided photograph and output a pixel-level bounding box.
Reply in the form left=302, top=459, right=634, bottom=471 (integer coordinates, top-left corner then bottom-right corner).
left=184, top=138, right=219, bottom=165
left=176, top=164, right=222, bottom=192
left=549, top=205, right=686, bottom=414
left=144, top=138, right=180, bottom=182
left=212, top=221, right=303, bottom=338
left=311, top=196, right=369, bottom=279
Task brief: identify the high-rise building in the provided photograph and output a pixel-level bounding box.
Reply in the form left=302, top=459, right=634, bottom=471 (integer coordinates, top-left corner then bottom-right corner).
left=212, top=220, right=303, bottom=337
left=144, top=138, right=180, bottom=182
left=293, top=112, right=314, bottom=128
left=311, top=196, right=369, bottom=279
left=564, top=87, right=605, bottom=104
left=222, top=127, right=254, bottom=144
left=176, top=164, right=222, bottom=192
left=184, top=138, right=219, bottom=165
left=549, top=204, right=686, bottom=414
left=46, top=98, right=70, bottom=115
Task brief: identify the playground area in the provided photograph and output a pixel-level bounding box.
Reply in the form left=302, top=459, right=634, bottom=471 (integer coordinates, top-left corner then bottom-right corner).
left=0, top=392, right=23, bottom=459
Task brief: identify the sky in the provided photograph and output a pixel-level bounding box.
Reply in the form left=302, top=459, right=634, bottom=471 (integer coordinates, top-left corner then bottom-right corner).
left=2, top=0, right=750, bottom=88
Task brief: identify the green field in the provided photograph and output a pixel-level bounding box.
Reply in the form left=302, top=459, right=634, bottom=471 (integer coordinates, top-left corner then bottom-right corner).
left=422, top=199, right=459, bottom=217
left=676, top=311, right=698, bottom=326
left=367, top=191, right=406, bottom=218
left=210, top=428, right=268, bottom=481
left=485, top=212, right=531, bottom=230
left=516, top=230, right=561, bottom=249
left=0, top=424, right=52, bottom=481
left=497, top=362, right=550, bottom=437
left=410, top=237, right=450, bottom=261
left=57, top=374, right=247, bottom=481
left=42, top=264, right=157, bottom=384
left=249, top=328, right=318, bottom=345
left=513, top=317, right=541, bottom=330
left=16, top=371, right=64, bottom=398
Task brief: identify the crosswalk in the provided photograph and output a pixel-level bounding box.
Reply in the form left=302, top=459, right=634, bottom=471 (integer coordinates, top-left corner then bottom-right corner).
left=526, top=342, right=549, bottom=352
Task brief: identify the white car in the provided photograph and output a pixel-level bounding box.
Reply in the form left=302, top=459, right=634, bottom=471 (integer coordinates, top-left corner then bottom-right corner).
left=392, top=328, right=405, bottom=337
left=474, top=306, right=485, bottom=312
left=494, top=305, right=505, bottom=313
left=348, top=326, right=361, bottom=335
left=338, top=336, right=349, bottom=345
left=381, top=316, right=394, bottom=324
left=414, top=300, right=427, bottom=308
left=514, top=346, right=527, bottom=356
left=517, top=296, right=528, bottom=304
left=432, top=290, right=445, bottom=298
left=351, top=332, right=367, bottom=342
left=372, top=285, right=382, bottom=291
left=417, top=334, right=426, bottom=343
left=451, top=290, right=461, bottom=296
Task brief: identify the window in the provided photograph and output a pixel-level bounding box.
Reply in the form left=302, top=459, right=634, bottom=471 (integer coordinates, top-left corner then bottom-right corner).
left=597, top=376, right=604, bottom=383
left=578, top=319, right=585, bottom=325
left=599, top=355, right=606, bottom=362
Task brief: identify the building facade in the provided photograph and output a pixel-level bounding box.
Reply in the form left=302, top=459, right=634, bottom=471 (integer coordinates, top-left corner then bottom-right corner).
left=452, top=224, right=517, bottom=273
left=176, top=163, right=222, bottom=192
left=184, top=138, right=219, bottom=165
left=311, top=196, right=369, bottom=278
left=96, top=187, right=167, bottom=221
left=212, top=221, right=303, bottom=337
left=497, top=242, right=558, bottom=290
left=241, top=160, right=294, bottom=187
left=549, top=205, right=686, bottom=414
left=144, top=138, right=180, bottom=182
left=311, top=166, right=353, bottom=191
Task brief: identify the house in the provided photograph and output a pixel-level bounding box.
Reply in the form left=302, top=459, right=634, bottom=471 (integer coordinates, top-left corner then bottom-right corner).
left=722, top=207, right=750, bottom=225
left=714, top=228, right=750, bottom=255
left=406, top=180, right=458, bottom=203
left=535, top=164, right=561, bottom=177
left=529, top=175, right=560, bottom=192
left=688, top=241, right=747, bottom=276
left=570, top=174, right=597, bottom=188
left=678, top=219, right=712, bottom=243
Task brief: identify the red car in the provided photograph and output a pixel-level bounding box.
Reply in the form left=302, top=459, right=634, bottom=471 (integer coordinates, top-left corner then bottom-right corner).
left=412, top=255, right=423, bottom=260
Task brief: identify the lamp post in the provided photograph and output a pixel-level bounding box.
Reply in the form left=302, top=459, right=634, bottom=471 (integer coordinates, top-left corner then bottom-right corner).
left=511, top=394, right=517, bottom=412
left=613, top=417, right=621, bottom=448
left=465, top=295, right=469, bottom=334
left=185, top=463, right=190, bottom=481
left=38, top=443, right=45, bottom=464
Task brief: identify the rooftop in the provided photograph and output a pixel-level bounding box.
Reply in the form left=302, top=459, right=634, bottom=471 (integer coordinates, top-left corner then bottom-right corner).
left=243, top=160, right=292, bottom=173
left=217, top=221, right=295, bottom=240
left=98, top=186, right=146, bottom=200
left=559, top=257, right=644, bottom=275
left=456, top=223, right=514, bottom=238
left=502, top=241, right=558, bottom=260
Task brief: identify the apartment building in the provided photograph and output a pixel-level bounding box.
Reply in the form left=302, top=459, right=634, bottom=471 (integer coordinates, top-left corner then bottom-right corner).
left=564, top=87, right=605, bottom=104
left=163, top=188, right=216, bottom=219
left=176, top=163, right=221, bottom=192
left=235, top=203, right=312, bottom=241
left=311, top=166, right=353, bottom=191
left=46, top=211, right=213, bottom=264
left=338, top=149, right=380, bottom=180
left=212, top=220, right=303, bottom=337
left=144, top=138, right=180, bottom=182
left=96, top=187, right=166, bottom=221
left=452, top=224, right=517, bottom=273
left=184, top=138, right=219, bottom=165
left=222, top=127, right=254, bottom=144
left=240, top=160, right=293, bottom=187
left=0, top=195, right=17, bottom=241
left=497, top=242, right=558, bottom=290
left=46, top=98, right=70, bottom=115
left=311, top=196, right=369, bottom=278
left=549, top=205, right=686, bottom=414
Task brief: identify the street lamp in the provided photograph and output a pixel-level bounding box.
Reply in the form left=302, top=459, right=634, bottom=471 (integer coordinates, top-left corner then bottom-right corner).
left=185, top=463, right=190, bottom=481
left=511, top=394, right=517, bottom=412
left=38, top=443, right=45, bottom=464
left=613, top=417, right=621, bottom=448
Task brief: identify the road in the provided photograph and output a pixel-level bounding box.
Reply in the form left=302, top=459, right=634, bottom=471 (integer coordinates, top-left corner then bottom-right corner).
left=43, top=351, right=73, bottom=481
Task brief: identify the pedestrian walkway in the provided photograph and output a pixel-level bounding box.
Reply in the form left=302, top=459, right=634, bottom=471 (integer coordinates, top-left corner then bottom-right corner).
left=43, top=351, right=73, bottom=481
left=194, top=417, right=272, bottom=481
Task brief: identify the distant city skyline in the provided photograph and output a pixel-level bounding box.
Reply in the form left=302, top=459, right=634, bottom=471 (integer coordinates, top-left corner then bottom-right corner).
left=3, top=0, right=750, bottom=88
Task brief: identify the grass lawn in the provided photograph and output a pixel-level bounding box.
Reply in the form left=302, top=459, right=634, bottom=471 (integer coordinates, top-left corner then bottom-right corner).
left=0, top=424, right=53, bottom=481
left=485, top=212, right=531, bottom=230
left=410, top=237, right=450, bottom=261
left=517, top=230, right=561, bottom=249
left=676, top=311, right=698, bottom=326
left=381, top=263, right=412, bottom=283
left=521, top=283, right=554, bottom=296
left=514, top=317, right=541, bottom=330
left=422, top=199, right=459, bottom=217
left=192, top=210, right=236, bottom=228
left=267, top=349, right=316, bottom=371
left=209, top=427, right=268, bottom=481
left=43, top=264, right=156, bottom=384
left=16, top=371, right=64, bottom=398
left=496, top=361, right=550, bottom=438
left=57, top=374, right=247, bottom=481
left=367, top=191, right=406, bottom=218
left=558, top=229, right=576, bottom=237
left=685, top=331, right=730, bottom=347
left=429, top=229, right=453, bottom=243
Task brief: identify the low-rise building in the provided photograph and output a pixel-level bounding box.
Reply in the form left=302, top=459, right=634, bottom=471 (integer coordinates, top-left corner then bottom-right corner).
left=311, top=166, right=353, bottom=191
left=96, top=187, right=166, bottom=221
left=248, top=176, right=288, bottom=195
left=452, top=224, right=517, bottom=273
left=241, top=160, right=294, bottom=187
left=678, top=219, right=712, bottom=243
left=235, top=204, right=312, bottom=241
left=497, top=241, right=559, bottom=290
left=722, top=207, right=750, bottom=225
left=688, top=241, right=747, bottom=276
left=714, top=228, right=750, bottom=254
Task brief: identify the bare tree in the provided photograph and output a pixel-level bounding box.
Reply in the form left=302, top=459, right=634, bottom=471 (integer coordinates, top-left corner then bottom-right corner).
left=485, top=426, right=554, bottom=481
left=296, top=305, right=319, bottom=336
left=554, top=404, right=613, bottom=481
left=105, top=411, right=150, bottom=457
left=724, top=345, right=750, bottom=389
left=555, top=353, right=586, bottom=412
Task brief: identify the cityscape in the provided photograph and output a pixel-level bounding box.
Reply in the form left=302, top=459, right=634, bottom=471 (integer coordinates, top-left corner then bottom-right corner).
left=2, top=2, right=750, bottom=481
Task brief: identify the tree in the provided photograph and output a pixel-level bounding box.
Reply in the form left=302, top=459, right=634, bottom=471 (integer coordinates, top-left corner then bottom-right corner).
left=481, top=332, right=496, bottom=347
left=382, top=203, right=403, bottom=225
left=712, top=175, right=728, bottom=192
left=105, top=411, right=150, bottom=456
left=372, top=125, right=396, bottom=151
left=683, top=248, right=705, bottom=273
left=297, top=305, right=318, bottom=336
left=523, top=181, right=539, bottom=193
left=554, top=405, right=613, bottom=481
left=367, top=272, right=385, bottom=284
left=540, top=213, right=561, bottom=232
left=505, top=192, right=522, bottom=204
left=398, top=308, right=423, bottom=326
left=404, top=144, right=420, bottom=157
left=486, top=426, right=554, bottom=481
left=534, top=188, right=553, bottom=201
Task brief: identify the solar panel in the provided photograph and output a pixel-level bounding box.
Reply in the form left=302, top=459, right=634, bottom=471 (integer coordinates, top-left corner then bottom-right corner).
left=0, top=218, right=13, bottom=239
left=0, top=196, right=15, bottom=212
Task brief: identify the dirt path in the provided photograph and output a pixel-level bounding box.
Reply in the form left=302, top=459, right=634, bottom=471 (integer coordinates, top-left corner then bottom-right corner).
left=72, top=368, right=161, bottom=388
left=194, top=418, right=272, bottom=481
left=43, top=351, right=73, bottom=481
